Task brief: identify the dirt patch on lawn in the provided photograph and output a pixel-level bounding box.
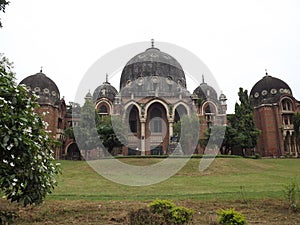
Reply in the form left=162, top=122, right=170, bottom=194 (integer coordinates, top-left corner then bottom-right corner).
left=1, top=199, right=299, bottom=224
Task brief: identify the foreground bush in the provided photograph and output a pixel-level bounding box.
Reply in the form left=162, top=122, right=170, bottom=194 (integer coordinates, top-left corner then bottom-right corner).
left=217, top=208, right=247, bottom=225
left=283, top=180, right=299, bottom=212
left=128, top=208, right=166, bottom=225
left=129, top=199, right=194, bottom=225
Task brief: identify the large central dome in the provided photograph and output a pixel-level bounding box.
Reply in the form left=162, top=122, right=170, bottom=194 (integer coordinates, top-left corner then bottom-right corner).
left=120, top=46, right=186, bottom=90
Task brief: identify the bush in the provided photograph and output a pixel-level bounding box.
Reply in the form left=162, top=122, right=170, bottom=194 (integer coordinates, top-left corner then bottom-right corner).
left=217, top=208, right=247, bottom=225
left=148, top=199, right=176, bottom=214
left=148, top=199, right=194, bottom=225
left=0, top=210, right=16, bottom=225
left=128, top=208, right=166, bottom=225
left=167, top=206, right=194, bottom=225
left=129, top=200, right=194, bottom=225
left=283, top=180, right=298, bottom=212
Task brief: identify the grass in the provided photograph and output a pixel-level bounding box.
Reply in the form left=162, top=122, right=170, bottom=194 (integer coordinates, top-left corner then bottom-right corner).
left=50, top=158, right=300, bottom=201
left=2, top=157, right=300, bottom=224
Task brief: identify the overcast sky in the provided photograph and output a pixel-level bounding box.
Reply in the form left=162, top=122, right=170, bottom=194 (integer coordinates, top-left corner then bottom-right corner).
left=1, top=0, right=300, bottom=113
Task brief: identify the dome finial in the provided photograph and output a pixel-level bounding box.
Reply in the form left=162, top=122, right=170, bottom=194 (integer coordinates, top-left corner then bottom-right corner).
left=106, top=73, right=108, bottom=83
left=202, top=74, right=205, bottom=84
left=85, top=89, right=92, bottom=101
left=40, top=66, right=43, bottom=73
left=151, top=38, right=154, bottom=48
left=265, top=68, right=268, bottom=76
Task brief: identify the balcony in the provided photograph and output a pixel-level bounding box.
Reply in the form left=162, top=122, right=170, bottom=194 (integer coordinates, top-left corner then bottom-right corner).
left=282, top=124, right=294, bottom=130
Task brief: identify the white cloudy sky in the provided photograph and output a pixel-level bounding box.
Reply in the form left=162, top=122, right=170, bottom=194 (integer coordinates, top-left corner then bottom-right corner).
left=1, top=0, right=300, bottom=113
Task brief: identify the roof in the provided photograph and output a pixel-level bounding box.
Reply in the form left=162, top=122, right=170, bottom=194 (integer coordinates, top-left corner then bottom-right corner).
left=20, top=71, right=60, bottom=104
left=120, top=47, right=186, bottom=90
left=250, top=74, right=292, bottom=106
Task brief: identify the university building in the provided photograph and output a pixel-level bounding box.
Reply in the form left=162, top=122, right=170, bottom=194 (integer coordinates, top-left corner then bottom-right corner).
left=19, top=42, right=300, bottom=158
left=250, top=72, right=300, bottom=157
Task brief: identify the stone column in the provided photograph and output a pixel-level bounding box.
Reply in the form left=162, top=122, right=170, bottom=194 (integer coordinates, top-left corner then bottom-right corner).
left=169, top=120, right=173, bottom=138
left=288, top=134, right=292, bottom=155
left=141, top=119, right=146, bottom=156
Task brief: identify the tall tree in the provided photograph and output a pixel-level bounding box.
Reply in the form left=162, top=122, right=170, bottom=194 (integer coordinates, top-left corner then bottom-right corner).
left=73, top=98, right=99, bottom=158
left=0, top=0, right=9, bottom=28
left=173, top=114, right=199, bottom=154
left=0, top=54, right=60, bottom=206
left=229, top=88, right=260, bottom=155
left=97, top=115, right=127, bottom=155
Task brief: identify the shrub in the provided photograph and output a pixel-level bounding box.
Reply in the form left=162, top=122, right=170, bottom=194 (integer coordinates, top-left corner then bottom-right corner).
left=283, top=180, right=298, bottom=212
left=217, top=208, right=247, bottom=225
left=0, top=210, right=16, bottom=225
left=167, top=206, right=194, bottom=224
left=128, top=208, right=166, bottom=225
left=148, top=199, right=194, bottom=225
left=148, top=199, right=176, bottom=214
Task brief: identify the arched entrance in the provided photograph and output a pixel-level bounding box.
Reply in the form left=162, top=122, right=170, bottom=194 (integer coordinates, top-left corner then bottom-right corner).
left=146, top=102, right=168, bottom=155
left=66, top=143, right=81, bottom=160
left=126, top=104, right=141, bottom=155
left=174, top=104, right=188, bottom=123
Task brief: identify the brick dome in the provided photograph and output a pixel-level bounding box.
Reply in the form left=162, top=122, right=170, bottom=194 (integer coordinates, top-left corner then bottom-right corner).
left=250, top=74, right=292, bottom=106
left=20, top=71, right=60, bottom=104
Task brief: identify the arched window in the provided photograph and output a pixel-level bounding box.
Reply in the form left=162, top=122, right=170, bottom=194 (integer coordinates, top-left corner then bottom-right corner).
left=150, top=108, right=162, bottom=133
left=99, top=105, right=108, bottom=114
left=204, top=103, right=216, bottom=127
left=282, top=99, right=293, bottom=111
left=129, top=107, right=138, bottom=133
left=174, top=105, right=188, bottom=123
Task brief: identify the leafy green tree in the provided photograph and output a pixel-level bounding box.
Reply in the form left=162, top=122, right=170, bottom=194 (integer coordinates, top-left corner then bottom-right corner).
left=0, top=54, right=60, bottom=206
left=97, top=115, right=127, bottom=155
left=173, top=114, right=199, bottom=154
left=229, top=88, right=260, bottom=155
left=0, top=0, right=9, bottom=28
left=205, top=125, right=226, bottom=154
left=222, top=123, right=238, bottom=154
left=73, top=98, right=99, bottom=158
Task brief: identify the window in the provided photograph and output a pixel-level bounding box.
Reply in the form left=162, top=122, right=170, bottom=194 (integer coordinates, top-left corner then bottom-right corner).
left=99, top=105, right=108, bottom=114
left=129, top=107, right=138, bottom=133
left=150, top=108, right=162, bottom=133
left=282, top=99, right=293, bottom=111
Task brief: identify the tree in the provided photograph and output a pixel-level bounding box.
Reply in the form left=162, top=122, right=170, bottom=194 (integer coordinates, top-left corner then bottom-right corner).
left=97, top=115, right=127, bottom=155
left=0, top=0, right=9, bottom=28
left=173, top=114, right=199, bottom=154
left=222, top=122, right=238, bottom=154
left=73, top=98, right=99, bottom=159
left=229, top=88, right=260, bottom=155
left=0, top=54, right=60, bottom=207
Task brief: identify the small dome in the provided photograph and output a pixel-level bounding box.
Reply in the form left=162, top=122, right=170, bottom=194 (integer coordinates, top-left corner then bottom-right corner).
left=219, top=93, right=227, bottom=101
left=193, top=82, right=218, bottom=101
left=93, top=80, right=118, bottom=102
left=85, top=90, right=92, bottom=100
left=250, top=74, right=292, bottom=106
left=20, top=71, right=60, bottom=104
left=120, top=46, right=186, bottom=90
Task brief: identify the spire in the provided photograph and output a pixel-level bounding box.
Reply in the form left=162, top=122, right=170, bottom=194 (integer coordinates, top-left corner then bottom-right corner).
left=151, top=38, right=154, bottom=48
left=40, top=66, right=43, bottom=73
left=104, top=73, right=110, bottom=84
left=202, top=74, right=205, bottom=84
left=84, top=89, right=92, bottom=101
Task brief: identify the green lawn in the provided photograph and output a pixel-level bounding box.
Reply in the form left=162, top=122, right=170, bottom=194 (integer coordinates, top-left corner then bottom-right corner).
left=51, top=158, right=300, bottom=201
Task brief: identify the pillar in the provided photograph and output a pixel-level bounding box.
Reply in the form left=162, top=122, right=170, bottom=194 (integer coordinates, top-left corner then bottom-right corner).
left=141, top=119, right=146, bottom=156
